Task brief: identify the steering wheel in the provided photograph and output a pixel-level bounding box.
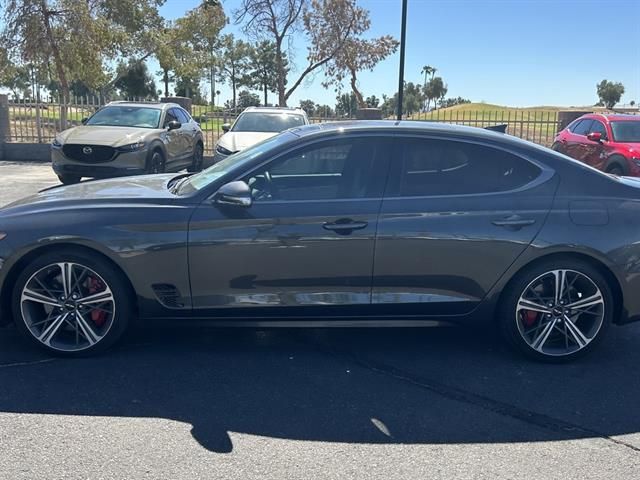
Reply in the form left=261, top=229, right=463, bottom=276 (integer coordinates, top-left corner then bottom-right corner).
left=263, top=170, right=281, bottom=200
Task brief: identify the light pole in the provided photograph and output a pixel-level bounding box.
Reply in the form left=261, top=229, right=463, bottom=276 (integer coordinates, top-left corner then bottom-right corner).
left=396, top=0, right=408, bottom=121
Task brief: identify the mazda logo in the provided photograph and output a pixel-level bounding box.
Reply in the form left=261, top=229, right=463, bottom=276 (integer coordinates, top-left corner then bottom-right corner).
left=82, top=146, right=93, bottom=155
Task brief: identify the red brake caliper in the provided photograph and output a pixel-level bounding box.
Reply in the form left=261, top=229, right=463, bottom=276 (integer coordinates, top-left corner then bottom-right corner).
left=88, top=276, right=108, bottom=327
left=521, top=310, right=538, bottom=327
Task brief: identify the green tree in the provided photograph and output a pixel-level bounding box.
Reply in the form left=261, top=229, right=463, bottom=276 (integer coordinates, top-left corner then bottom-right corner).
left=218, top=34, right=252, bottom=111
left=365, top=95, right=379, bottom=108
left=425, top=77, right=447, bottom=111
left=335, top=92, right=357, bottom=117
left=246, top=41, right=286, bottom=106
left=175, top=0, right=227, bottom=106
left=1, top=0, right=164, bottom=125
left=237, top=90, right=261, bottom=109
left=299, top=99, right=316, bottom=116
left=114, top=60, right=157, bottom=100
left=597, top=80, right=625, bottom=109
left=175, top=77, right=204, bottom=103
left=315, top=104, right=334, bottom=117
left=421, top=65, right=436, bottom=110
left=0, top=51, right=30, bottom=99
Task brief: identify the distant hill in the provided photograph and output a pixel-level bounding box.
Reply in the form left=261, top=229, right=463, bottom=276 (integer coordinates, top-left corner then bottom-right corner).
left=409, top=102, right=594, bottom=121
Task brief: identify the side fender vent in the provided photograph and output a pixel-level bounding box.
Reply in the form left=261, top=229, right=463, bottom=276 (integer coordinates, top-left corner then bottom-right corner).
left=152, top=284, right=184, bottom=309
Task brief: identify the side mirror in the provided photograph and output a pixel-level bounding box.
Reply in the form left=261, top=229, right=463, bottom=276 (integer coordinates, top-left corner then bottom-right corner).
left=81, top=117, right=89, bottom=125
left=221, top=123, right=231, bottom=133
left=214, top=181, right=252, bottom=208
left=587, top=132, right=602, bottom=143
left=167, top=120, right=182, bottom=131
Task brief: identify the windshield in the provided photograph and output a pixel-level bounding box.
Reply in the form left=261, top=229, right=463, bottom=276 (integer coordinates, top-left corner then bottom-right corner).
left=232, top=112, right=306, bottom=133
left=86, top=106, right=162, bottom=128
left=611, top=121, right=640, bottom=142
left=176, top=132, right=296, bottom=195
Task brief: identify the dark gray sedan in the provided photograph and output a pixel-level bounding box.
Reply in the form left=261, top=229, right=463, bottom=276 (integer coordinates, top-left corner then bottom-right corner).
left=1, top=121, right=638, bottom=361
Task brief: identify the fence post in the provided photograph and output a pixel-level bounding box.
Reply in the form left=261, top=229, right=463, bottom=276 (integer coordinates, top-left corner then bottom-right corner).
left=0, top=94, right=9, bottom=160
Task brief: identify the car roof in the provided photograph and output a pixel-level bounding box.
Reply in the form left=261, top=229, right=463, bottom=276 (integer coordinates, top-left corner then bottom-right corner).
left=582, top=113, right=640, bottom=122
left=289, top=120, right=521, bottom=143
left=106, top=101, right=176, bottom=110
left=242, top=106, right=307, bottom=116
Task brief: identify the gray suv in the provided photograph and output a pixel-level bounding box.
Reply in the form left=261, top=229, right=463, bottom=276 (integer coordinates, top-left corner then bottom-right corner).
left=51, top=102, right=204, bottom=184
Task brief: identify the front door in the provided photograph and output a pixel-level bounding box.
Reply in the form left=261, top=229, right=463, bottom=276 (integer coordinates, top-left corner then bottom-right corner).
left=163, top=108, right=183, bottom=167
left=372, top=136, right=558, bottom=316
left=583, top=119, right=608, bottom=170
left=188, top=135, right=391, bottom=319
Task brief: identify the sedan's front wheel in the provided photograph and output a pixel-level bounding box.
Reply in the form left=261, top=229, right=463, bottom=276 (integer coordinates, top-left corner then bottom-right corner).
left=499, top=259, right=613, bottom=362
left=12, top=250, right=132, bottom=356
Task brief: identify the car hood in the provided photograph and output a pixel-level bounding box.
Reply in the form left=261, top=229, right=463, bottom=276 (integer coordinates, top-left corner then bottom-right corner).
left=1, top=174, right=179, bottom=214
left=218, top=131, right=278, bottom=152
left=57, top=125, right=156, bottom=147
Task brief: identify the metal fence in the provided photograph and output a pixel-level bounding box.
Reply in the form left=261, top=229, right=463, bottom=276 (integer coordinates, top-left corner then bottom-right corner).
left=410, top=109, right=561, bottom=147
left=5, top=98, right=567, bottom=155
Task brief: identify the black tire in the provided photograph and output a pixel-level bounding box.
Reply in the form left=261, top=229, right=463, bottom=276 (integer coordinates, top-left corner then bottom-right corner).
left=551, top=142, right=565, bottom=154
left=605, top=161, right=626, bottom=176
left=146, top=149, right=166, bottom=174
left=187, top=142, right=204, bottom=173
left=58, top=174, right=81, bottom=185
left=498, top=258, right=613, bottom=363
left=12, top=249, right=133, bottom=357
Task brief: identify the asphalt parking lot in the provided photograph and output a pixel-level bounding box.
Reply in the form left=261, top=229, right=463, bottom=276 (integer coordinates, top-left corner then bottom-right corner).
left=0, top=162, right=639, bottom=479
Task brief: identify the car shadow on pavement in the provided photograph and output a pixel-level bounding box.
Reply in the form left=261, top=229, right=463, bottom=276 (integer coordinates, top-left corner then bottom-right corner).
left=0, top=323, right=639, bottom=453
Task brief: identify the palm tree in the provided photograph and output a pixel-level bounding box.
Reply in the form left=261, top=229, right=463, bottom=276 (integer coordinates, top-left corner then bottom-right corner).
left=421, top=65, right=437, bottom=111
left=421, top=65, right=432, bottom=111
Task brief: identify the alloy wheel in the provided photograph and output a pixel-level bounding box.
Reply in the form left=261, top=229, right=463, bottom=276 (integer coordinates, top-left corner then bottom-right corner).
left=20, top=262, right=116, bottom=352
left=516, top=269, right=605, bottom=357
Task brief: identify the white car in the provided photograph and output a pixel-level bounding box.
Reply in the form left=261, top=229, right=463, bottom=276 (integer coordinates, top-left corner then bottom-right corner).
left=213, top=107, right=309, bottom=163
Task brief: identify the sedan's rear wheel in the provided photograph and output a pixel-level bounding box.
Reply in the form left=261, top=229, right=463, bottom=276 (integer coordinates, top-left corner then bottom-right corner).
left=499, top=259, right=612, bottom=362
left=12, top=251, right=132, bottom=356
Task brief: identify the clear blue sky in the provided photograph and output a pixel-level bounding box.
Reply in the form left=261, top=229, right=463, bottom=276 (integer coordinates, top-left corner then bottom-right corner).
left=2, top=0, right=636, bottom=107
left=156, top=0, right=640, bottom=108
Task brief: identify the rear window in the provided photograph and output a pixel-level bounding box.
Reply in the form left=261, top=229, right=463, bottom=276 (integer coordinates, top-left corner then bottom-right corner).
left=611, top=121, right=640, bottom=142
left=389, top=138, right=542, bottom=197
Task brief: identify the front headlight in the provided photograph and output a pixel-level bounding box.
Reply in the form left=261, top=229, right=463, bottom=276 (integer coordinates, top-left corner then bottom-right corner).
left=215, top=144, right=235, bottom=156
left=117, top=141, right=146, bottom=152
left=52, top=137, right=63, bottom=149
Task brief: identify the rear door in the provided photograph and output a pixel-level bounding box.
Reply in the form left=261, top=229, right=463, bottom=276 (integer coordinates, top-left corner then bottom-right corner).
left=372, top=136, right=558, bottom=316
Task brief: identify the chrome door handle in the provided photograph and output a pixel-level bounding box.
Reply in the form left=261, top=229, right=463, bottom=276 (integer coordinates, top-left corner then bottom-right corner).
left=323, top=220, right=368, bottom=233
left=492, top=215, right=536, bottom=228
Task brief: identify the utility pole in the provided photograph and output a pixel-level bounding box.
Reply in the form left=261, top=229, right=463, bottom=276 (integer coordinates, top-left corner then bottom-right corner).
left=396, top=0, right=408, bottom=121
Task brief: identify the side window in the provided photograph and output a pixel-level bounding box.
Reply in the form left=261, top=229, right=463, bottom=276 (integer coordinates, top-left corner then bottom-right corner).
left=590, top=120, right=608, bottom=139
left=572, top=119, right=593, bottom=136
left=388, top=138, right=541, bottom=197
left=175, top=108, right=190, bottom=124
left=244, top=138, right=388, bottom=202
left=163, top=109, right=179, bottom=127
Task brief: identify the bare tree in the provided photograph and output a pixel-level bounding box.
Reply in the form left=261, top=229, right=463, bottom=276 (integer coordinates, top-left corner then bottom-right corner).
left=235, top=0, right=369, bottom=106
left=235, top=0, right=304, bottom=106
